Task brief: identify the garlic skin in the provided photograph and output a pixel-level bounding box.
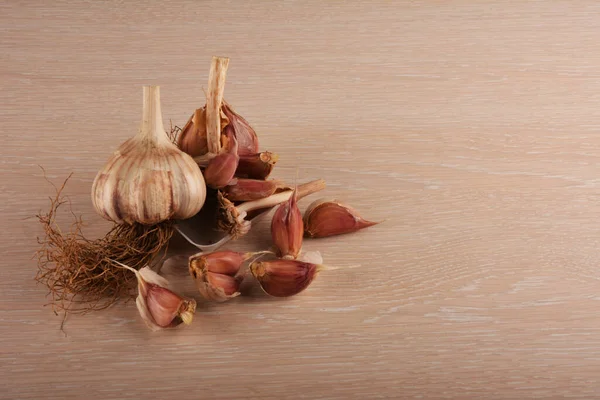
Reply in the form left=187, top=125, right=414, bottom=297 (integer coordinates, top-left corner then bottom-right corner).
left=303, top=198, right=378, bottom=238
left=271, top=187, right=303, bottom=259
left=250, top=259, right=324, bottom=297
left=92, top=86, right=206, bottom=225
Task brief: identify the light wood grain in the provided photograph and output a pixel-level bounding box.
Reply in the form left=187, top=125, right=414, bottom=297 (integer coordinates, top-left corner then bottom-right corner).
left=3, top=1, right=600, bottom=398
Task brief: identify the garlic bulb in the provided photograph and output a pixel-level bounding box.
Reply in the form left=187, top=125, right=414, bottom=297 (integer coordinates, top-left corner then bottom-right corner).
left=92, top=86, right=206, bottom=225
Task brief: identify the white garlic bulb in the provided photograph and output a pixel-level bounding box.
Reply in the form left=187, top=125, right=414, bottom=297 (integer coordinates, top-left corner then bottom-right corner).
left=91, top=86, right=206, bottom=225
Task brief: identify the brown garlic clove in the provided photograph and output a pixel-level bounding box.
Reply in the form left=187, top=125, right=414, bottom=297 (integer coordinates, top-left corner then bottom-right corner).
left=114, top=261, right=196, bottom=331
left=250, top=259, right=324, bottom=297
left=235, top=151, right=279, bottom=180
left=222, top=179, right=286, bottom=202
left=177, top=107, right=208, bottom=157
left=222, top=101, right=259, bottom=156
left=189, top=250, right=259, bottom=302
left=303, top=199, right=379, bottom=238
left=271, top=186, right=303, bottom=259
left=216, top=179, right=326, bottom=239
left=203, top=129, right=240, bottom=189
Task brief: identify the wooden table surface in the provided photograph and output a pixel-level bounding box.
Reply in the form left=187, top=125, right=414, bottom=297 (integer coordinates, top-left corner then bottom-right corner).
left=3, top=1, right=600, bottom=399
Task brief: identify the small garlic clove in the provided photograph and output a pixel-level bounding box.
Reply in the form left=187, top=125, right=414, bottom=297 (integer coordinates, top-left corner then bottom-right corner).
left=203, top=128, right=240, bottom=189
left=177, top=107, right=208, bottom=157
left=235, top=151, right=279, bottom=180
left=116, top=264, right=196, bottom=331
left=189, top=251, right=249, bottom=302
left=195, top=272, right=243, bottom=302
left=303, top=199, right=379, bottom=238
left=145, top=284, right=194, bottom=328
left=222, top=101, right=259, bottom=156
left=204, top=152, right=240, bottom=188
left=189, top=250, right=248, bottom=276
left=250, top=259, right=323, bottom=297
left=271, top=187, right=303, bottom=259
left=207, top=272, right=243, bottom=296
left=222, top=179, right=285, bottom=202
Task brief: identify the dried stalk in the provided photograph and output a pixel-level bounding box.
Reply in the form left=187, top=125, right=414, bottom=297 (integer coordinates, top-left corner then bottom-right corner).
left=206, top=56, right=229, bottom=154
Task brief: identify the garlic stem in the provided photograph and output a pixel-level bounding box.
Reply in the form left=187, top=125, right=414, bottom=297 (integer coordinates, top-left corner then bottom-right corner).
left=140, top=86, right=169, bottom=145
left=238, top=179, right=326, bottom=213
left=206, top=56, right=229, bottom=154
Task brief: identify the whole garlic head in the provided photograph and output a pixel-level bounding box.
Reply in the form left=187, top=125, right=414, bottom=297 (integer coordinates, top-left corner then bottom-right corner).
left=92, top=86, right=206, bottom=225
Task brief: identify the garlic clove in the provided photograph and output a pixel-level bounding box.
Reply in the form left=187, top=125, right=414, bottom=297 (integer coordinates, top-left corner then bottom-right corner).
left=177, top=107, right=208, bottom=157
left=203, top=152, right=239, bottom=189
left=222, top=179, right=286, bottom=202
left=114, top=262, right=196, bottom=331
left=203, top=127, right=240, bottom=189
left=235, top=151, right=279, bottom=180
left=189, top=250, right=248, bottom=276
left=222, top=101, right=259, bottom=156
left=207, top=272, right=242, bottom=296
left=188, top=251, right=252, bottom=302
left=303, top=198, right=379, bottom=238
left=144, top=284, right=193, bottom=327
left=250, top=259, right=324, bottom=297
left=271, top=186, right=303, bottom=259
left=92, top=86, right=206, bottom=225
left=178, top=107, right=230, bottom=158
left=194, top=272, right=243, bottom=302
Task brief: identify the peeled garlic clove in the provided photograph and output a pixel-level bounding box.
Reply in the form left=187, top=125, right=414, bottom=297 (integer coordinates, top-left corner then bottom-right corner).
left=303, top=199, right=378, bottom=238
left=92, top=86, right=206, bottom=225
left=250, top=259, right=324, bottom=297
left=235, top=151, right=279, bottom=180
left=114, top=262, right=196, bottom=331
left=222, top=179, right=285, bottom=202
left=271, top=187, right=303, bottom=259
left=222, top=101, right=259, bottom=156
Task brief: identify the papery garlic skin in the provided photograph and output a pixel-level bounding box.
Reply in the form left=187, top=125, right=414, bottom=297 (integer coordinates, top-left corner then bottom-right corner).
left=303, top=198, right=378, bottom=238
left=92, top=86, right=206, bottom=225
